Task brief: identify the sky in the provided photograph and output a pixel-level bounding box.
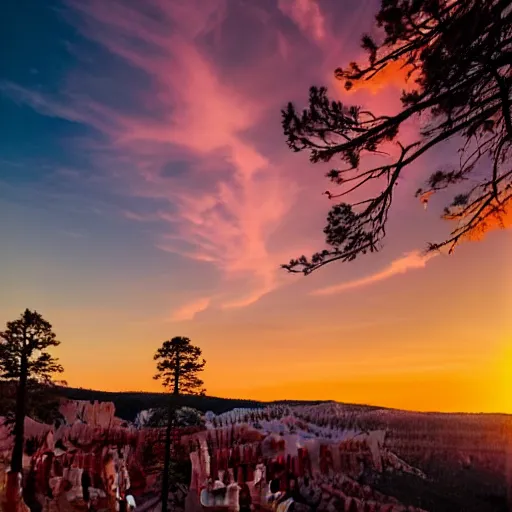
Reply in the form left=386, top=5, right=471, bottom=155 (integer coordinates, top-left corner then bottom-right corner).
left=1, top=0, right=511, bottom=414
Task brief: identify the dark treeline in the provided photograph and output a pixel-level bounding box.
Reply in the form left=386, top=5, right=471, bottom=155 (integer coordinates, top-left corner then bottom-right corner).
left=53, top=386, right=335, bottom=421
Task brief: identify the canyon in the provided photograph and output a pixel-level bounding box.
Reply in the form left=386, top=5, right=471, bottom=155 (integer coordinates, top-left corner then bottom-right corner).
left=0, top=394, right=510, bottom=511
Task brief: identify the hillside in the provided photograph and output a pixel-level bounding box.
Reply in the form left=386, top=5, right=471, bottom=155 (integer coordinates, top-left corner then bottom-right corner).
left=55, top=386, right=337, bottom=420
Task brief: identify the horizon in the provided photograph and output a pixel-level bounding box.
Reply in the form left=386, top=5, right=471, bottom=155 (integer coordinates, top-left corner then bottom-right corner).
left=1, top=0, right=511, bottom=415
left=52, top=384, right=512, bottom=417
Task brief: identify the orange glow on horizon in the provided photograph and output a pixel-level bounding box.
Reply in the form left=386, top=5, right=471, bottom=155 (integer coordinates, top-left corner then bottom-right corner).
left=59, top=363, right=509, bottom=414
left=36, top=228, right=510, bottom=416
left=55, top=294, right=512, bottom=415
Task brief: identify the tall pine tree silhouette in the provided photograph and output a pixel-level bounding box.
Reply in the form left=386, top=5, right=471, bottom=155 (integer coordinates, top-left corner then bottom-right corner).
left=154, top=336, right=206, bottom=512
left=0, top=309, right=63, bottom=511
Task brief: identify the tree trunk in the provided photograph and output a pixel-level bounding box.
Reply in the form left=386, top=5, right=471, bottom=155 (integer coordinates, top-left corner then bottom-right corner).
left=161, top=351, right=180, bottom=512
left=11, top=353, right=27, bottom=472
left=161, top=397, right=174, bottom=512
left=5, top=353, right=28, bottom=512
left=173, top=350, right=180, bottom=397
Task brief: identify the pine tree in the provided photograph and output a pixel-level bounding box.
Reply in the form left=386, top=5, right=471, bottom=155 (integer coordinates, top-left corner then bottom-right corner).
left=281, top=0, right=512, bottom=274
left=153, top=336, right=206, bottom=512
left=0, top=309, right=63, bottom=511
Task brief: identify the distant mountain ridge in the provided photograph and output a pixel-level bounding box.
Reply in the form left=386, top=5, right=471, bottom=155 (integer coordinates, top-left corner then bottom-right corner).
left=55, top=386, right=341, bottom=421
left=54, top=387, right=510, bottom=421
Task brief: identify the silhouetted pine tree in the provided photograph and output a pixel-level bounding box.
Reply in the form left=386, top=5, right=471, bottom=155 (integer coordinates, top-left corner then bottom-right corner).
left=153, top=336, right=206, bottom=512
left=0, top=309, right=63, bottom=512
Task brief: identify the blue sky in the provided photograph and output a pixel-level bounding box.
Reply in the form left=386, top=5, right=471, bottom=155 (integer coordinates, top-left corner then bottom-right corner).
left=1, top=0, right=511, bottom=412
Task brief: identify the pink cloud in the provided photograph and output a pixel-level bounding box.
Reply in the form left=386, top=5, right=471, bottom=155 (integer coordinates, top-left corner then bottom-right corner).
left=170, top=297, right=211, bottom=322
left=5, top=0, right=423, bottom=311
left=313, top=251, right=438, bottom=296
left=278, top=0, right=326, bottom=42
left=62, top=0, right=303, bottom=308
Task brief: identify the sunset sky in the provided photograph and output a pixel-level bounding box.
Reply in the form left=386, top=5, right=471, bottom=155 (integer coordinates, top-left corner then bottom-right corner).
left=1, top=0, right=511, bottom=414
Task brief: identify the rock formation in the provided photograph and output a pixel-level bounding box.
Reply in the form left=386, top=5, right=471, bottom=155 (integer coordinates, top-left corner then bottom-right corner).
left=1, top=400, right=510, bottom=511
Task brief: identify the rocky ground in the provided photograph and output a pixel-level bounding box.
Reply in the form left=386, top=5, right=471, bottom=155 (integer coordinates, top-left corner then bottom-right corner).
left=0, top=399, right=510, bottom=511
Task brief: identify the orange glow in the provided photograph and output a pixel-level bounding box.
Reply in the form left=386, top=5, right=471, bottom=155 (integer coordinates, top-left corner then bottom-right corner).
left=457, top=202, right=512, bottom=244
left=343, top=57, right=414, bottom=95
left=47, top=235, right=512, bottom=414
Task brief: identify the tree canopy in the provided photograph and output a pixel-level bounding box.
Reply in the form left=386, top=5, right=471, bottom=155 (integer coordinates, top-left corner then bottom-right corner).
left=0, top=309, right=63, bottom=383
left=154, top=336, right=206, bottom=512
left=153, top=336, right=206, bottom=396
left=282, top=0, right=512, bottom=274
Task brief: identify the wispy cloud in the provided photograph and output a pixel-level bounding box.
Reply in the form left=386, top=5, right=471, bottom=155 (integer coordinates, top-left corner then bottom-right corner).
left=2, top=0, right=304, bottom=309
left=3, top=0, right=428, bottom=312
left=313, top=251, right=438, bottom=296
left=61, top=230, right=86, bottom=239
left=278, top=0, right=326, bottom=42
left=170, top=297, right=211, bottom=322
left=0, top=81, right=124, bottom=134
